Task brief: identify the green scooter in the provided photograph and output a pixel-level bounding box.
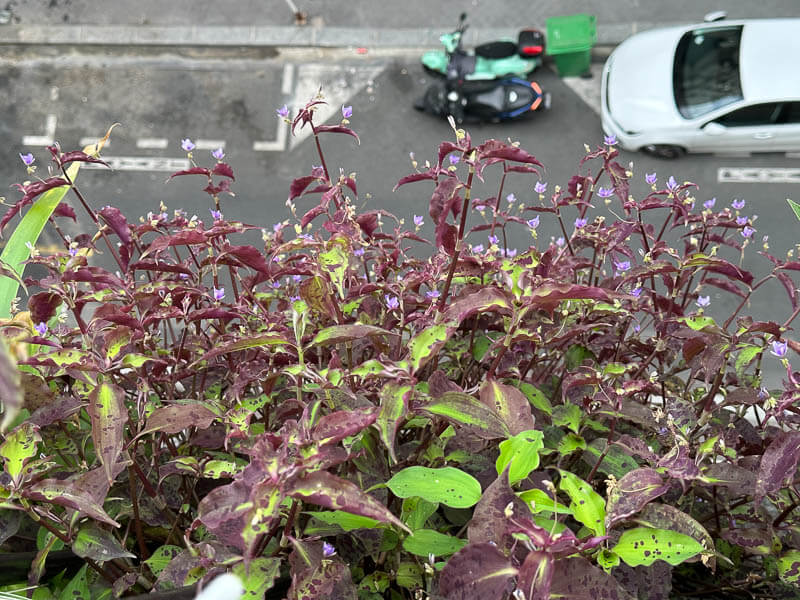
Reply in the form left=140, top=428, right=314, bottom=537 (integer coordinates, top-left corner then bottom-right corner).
left=421, top=13, right=545, bottom=81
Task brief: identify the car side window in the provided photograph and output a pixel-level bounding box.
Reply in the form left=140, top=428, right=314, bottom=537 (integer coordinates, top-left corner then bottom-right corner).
left=779, top=102, right=800, bottom=124
left=714, top=103, right=782, bottom=126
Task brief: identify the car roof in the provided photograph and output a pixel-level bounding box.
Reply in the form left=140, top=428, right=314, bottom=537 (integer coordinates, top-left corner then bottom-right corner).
left=736, top=19, right=800, bottom=103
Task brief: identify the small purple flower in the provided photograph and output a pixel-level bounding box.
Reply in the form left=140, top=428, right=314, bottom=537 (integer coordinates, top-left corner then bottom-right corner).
left=741, top=225, right=755, bottom=238
left=667, top=176, right=678, bottom=191
left=386, top=295, right=399, bottom=310
left=574, top=217, right=587, bottom=229
left=181, top=138, right=195, bottom=152
left=633, top=323, right=641, bottom=333
left=34, top=322, right=47, bottom=337
left=426, top=290, right=441, bottom=300
left=534, top=181, right=547, bottom=194
left=696, top=295, right=711, bottom=308
left=556, top=237, right=565, bottom=247
left=68, top=247, right=78, bottom=257
left=597, top=187, right=613, bottom=198
left=209, top=208, right=222, bottom=220
left=273, top=222, right=283, bottom=233
left=488, top=235, right=499, bottom=245
left=631, top=287, right=643, bottom=298
left=506, top=193, right=516, bottom=203
left=292, top=274, right=302, bottom=283
left=614, top=260, right=631, bottom=273
left=604, top=134, right=617, bottom=146
left=526, top=216, right=540, bottom=229
left=736, top=216, right=748, bottom=226
left=211, top=147, right=225, bottom=160
left=213, top=287, right=225, bottom=301
left=472, top=244, right=484, bottom=253
left=277, top=104, right=289, bottom=119
left=413, top=215, right=424, bottom=227
left=179, top=273, right=190, bottom=280
left=758, top=386, right=769, bottom=400
left=449, top=155, right=460, bottom=165
left=475, top=204, right=486, bottom=211
left=354, top=247, right=365, bottom=257
left=732, top=199, right=746, bottom=210
left=703, top=197, right=716, bottom=210
left=342, top=105, right=353, bottom=119
left=645, top=172, right=657, bottom=185
left=19, top=153, right=35, bottom=166
left=272, top=281, right=281, bottom=289
left=771, top=339, right=788, bottom=358
left=322, top=542, right=336, bottom=558
left=505, top=248, right=518, bottom=258
left=289, top=295, right=301, bottom=302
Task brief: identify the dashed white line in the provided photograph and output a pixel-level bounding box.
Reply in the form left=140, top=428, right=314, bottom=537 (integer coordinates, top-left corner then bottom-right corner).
left=137, top=138, right=169, bottom=149
left=84, top=156, right=190, bottom=172
left=23, top=114, right=56, bottom=146
left=718, top=167, right=800, bottom=183
left=194, top=139, right=226, bottom=150
left=80, top=136, right=110, bottom=147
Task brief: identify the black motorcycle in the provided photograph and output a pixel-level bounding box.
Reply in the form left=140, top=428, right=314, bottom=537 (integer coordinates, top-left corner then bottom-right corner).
left=414, top=76, right=550, bottom=124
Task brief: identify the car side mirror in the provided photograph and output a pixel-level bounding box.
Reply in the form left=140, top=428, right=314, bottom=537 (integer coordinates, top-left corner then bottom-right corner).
left=703, top=11, right=727, bottom=22
left=703, top=122, right=726, bottom=135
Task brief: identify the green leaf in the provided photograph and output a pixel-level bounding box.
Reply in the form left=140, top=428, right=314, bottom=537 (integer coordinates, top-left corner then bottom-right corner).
left=557, top=433, right=586, bottom=455
left=512, top=381, right=553, bottom=415
left=201, top=460, right=238, bottom=479
left=121, top=353, right=155, bottom=368
left=377, top=383, right=411, bottom=463
left=602, top=362, right=627, bottom=377
left=495, top=430, right=544, bottom=485
left=735, top=344, right=762, bottom=378
left=581, top=438, right=639, bottom=478
left=352, top=359, right=389, bottom=377
left=402, top=529, right=467, bottom=557
left=558, top=470, right=606, bottom=536
left=0, top=162, right=78, bottom=319
left=401, top=497, right=439, bottom=530
left=386, top=466, right=481, bottom=509
left=407, top=323, right=452, bottom=372
left=59, top=565, right=89, bottom=600
left=517, top=488, right=572, bottom=515
left=612, top=527, right=704, bottom=566
left=318, top=239, right=349, bottom=299
left=552, top=403, right=581, bottom=434
left=420, top=391, right=509, bottom=439
left=72, top=521, right=135, bottom=561
left=305, top=510, right=381, bottom=532
left=396, top=562, right=423, bottom=589
left=233, top=557, right=281, bottom=599
left=143, top=545, right=182, bottom=576
left=679, top=315, right=717, bottom=331
left=88, top=381, right=127, bottom=485
left=0, top=422, right=40, bottom=486
left=565, top=344, right=594, bottom=370
left=778, top=549, right=800, bottom=586
left=788, top=198, right=800, bottom=222
left=0, top=338, right=22, bottom=433
left=596, top=549, right=620, bottom=573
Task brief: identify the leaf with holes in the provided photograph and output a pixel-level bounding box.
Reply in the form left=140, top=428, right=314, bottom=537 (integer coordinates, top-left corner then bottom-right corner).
left=233, top=557, right=281, bottom=599
left=0, top=422, right=40, bottom=487
left=386, top=466, right=481, bottom=509
left=606, top=468, right=670, bottom=530
left=88, top=381, right=126, bottom=485
left=479, top=379, right=535, bottom=435
left=72, top=521, right=135, bottom=561
left=377, top=383, right=410, bottom=463
left=612, top=527, right=705, bottom=567
left=407, top=323, right=453, bottom=373
left=420, top=391, right=509, bottom=440
left=144, top=545, right=182, bottom=576
left=558, top=470, right=606, bottom=536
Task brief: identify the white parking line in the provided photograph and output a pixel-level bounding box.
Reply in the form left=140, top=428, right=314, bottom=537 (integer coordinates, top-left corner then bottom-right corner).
left=79, top=136, right=110, bottom=147
left=718, top=167, right=800, bottom=183
left=253, top=64, right=294, bottom=152
left=22, top=114, right=56, bottom=146
left=137, top=138, right=169, bottom=149
left=194, top=139, right=226, bottom=150
left=84, top=156, right=190, bottom=172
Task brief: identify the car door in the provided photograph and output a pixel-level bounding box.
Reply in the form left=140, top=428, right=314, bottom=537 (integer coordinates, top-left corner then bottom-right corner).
left=694, top=102, right=782, bottom=153
left=773, top=101, right=800, bottom=152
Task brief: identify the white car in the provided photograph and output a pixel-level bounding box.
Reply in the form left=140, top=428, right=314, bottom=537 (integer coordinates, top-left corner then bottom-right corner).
left=601, top=15, right=800, bottom=158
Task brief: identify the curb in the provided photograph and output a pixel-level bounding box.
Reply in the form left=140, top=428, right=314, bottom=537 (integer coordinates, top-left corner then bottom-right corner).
left=0, top=22, right=666, bottom=50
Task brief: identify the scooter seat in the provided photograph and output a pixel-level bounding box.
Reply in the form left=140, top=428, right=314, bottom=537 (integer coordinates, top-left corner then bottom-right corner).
left=448, top=53, right=477, bottom=78
left=471, top=85, right=507, bottom=112
left=474, top=40, right=518, bottom=59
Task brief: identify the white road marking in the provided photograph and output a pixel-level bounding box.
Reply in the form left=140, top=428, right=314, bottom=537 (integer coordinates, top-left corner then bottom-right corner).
left=194, top=139, right=226, bottom=150
left=560, top=63, right=603, bottom=115
left=253, top=64, right=294, bottom=152
left=79, top=136, right=109, bottom=147
left=83, top=156, right=190, bottom=172
left=281, top=63, right=295, bottom=95
left=137, top=138, right=169, bottom=149
left=717, top=167, right=800, bottom=183
left=23, top=114, right=56, bottom=146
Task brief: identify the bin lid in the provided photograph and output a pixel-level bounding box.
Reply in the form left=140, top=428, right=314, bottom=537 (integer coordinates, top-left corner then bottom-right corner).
left=545, top=14, right=597, bottom=53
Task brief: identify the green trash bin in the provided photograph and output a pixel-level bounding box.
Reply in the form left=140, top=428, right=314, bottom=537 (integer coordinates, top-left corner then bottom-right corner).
left=545, top=14, right=597, bottom=77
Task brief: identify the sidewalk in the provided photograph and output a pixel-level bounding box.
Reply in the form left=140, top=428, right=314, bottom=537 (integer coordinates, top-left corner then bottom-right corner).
left=0, top=21, right=666, bottom=51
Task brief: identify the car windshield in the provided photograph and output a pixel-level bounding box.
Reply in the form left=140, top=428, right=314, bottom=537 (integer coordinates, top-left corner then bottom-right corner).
left=673, top=25, right=743, bottom=119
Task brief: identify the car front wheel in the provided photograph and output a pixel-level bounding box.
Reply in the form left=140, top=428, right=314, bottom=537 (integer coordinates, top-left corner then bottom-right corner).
left=640, top=144, right=686, bottom=159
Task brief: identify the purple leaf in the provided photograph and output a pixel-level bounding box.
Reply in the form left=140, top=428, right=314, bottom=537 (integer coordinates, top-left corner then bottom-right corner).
left=527, top=284, right=617, bottom=316
left=57, top=150, right=110, bottom=168
left=479, top=379, right=535, bottom=436
left=516, top=550, right=554, bottom=600
left=467, top=468, right=528, bottom=551
left=98, top=205, right=132, bottom=245
left=443, top=287, right=513, bottom=324
left=314, top=124, right=360, bottom=143
left=439, top=543, right=516, bottom=600
left=195, top=333, right=294, bottom=367
left=28, top=292, right=62, bottom=327
left=52, top=201, right=77, bottom=221
left=287, top=471, right=410, bottom=533
left=393, top=169, right=438, bottom=191
left=142, top=229, right=208, bottom=257
left=477, top=139, right=543, bottom=168
left=217, top=243, right=271, bottom=273
left=606, top=468, right=670, bottom=529
left=87, top=382, right=126, bottom=485
left=289, top=175, right=321, bottom=200
left=657, top=444, right=701, bottom=480
left=168, top=166, right=211, bottom=179
left=312, top=407, right=377, bottom=446
left=418, top=391, right=509, bottom=440
left=755, top=431, right=800, bottom=502
left=139, top=402, right=218, bottom=438
left=376, top=383, right=411, bottom=464
left=300, top=203, right=329, bottom=228
left=549, top=557, right=635, bottom=600
left=2, top=177, right=69, bottom=232
left=24, top=479, right=119, bottom=527
left=311, top=324, right=397, bottom=347
left=211, top=162, right=235, bottom=180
